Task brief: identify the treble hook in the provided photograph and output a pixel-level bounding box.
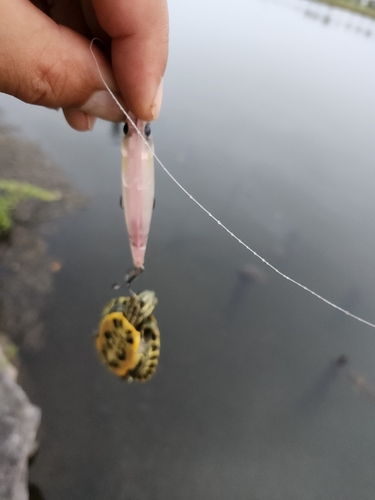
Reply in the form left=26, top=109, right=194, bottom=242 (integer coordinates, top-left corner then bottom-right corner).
left=112, top=266, right=144, bottom=294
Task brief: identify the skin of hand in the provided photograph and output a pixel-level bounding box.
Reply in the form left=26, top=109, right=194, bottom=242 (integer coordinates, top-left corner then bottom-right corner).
left=0, top=0, right=168, bottom=131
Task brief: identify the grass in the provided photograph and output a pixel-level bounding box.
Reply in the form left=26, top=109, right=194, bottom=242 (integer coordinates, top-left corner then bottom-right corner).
left=0, top=179, right=62, bottom=235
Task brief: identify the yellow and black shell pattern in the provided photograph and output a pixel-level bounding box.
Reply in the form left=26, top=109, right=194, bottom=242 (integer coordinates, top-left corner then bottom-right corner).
left=95, top=291, right=160, bottom=382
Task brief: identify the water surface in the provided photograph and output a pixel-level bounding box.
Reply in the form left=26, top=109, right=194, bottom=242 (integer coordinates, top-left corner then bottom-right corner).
left=2, top=0, right=375, bottom=498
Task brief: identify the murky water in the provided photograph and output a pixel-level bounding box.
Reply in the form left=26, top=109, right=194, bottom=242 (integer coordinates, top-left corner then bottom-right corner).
left=2, top=0, right=375, bottom=498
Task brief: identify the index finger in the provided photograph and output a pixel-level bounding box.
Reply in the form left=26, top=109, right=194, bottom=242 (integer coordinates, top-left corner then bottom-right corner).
left=91, top=0, right=169, bottom=121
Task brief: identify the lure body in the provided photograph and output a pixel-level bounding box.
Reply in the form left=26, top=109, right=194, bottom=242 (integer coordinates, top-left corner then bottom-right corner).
left=121, top=117, right=155, bottom=269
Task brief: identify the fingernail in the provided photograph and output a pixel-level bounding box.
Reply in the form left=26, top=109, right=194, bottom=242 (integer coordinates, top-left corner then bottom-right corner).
left=86, top=114, right=97, bottom=131
left=80, top=90, right=124, bottom=121
left=151, top=79, right=163, bottom=121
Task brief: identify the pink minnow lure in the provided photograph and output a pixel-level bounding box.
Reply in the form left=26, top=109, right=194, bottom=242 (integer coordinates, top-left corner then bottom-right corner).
left=121, top=116, right=155, bottom=269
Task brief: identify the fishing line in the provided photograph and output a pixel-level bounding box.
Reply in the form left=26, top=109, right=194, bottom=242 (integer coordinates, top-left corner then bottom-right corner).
left=90, top=40, right=375, bottom=330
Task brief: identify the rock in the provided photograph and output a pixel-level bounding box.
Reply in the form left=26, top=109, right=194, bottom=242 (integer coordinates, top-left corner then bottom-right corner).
left=0, top=125, right=86, bottom=351
left=0, top=344, right=41, bottom=500
left=13, top=199, right=45, bottom=226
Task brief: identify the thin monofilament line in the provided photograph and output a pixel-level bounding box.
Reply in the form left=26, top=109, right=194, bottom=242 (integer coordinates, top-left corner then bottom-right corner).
left=90, top=40, right=375, bottom=330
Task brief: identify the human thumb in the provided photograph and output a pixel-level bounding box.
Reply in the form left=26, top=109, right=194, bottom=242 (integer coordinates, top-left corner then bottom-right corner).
left=0, top=0, right=123, bottom=130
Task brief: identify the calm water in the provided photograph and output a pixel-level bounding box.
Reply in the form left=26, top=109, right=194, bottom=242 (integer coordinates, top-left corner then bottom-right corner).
left=2, top=0, right=375, bottom=498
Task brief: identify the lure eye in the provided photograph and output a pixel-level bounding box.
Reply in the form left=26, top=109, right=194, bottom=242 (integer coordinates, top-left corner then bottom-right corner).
left=144, top=123, right=151, bottom=138
left=123, top=123, right=129, bottom=135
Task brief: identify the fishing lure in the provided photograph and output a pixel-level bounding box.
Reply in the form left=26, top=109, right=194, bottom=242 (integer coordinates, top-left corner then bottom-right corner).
left=121, top=117, right=155, bottom=274
left=95, top=291, right=160, bottom=382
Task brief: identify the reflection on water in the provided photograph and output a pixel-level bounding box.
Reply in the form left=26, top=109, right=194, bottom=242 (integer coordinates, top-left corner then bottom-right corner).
left=226, top=264, right=268, bottom=321
left=338, top=356, right=375, bottom=406
left=1, top=0, right=375, bottom=498
left=295, top=357, right=345, bottom=417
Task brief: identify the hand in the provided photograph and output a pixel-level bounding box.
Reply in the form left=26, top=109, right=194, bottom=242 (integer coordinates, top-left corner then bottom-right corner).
left=0, top=0, right=168, bottom=131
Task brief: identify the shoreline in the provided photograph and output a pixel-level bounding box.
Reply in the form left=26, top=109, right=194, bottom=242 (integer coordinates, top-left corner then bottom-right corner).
left=312, top=0, right=375, bottom=19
